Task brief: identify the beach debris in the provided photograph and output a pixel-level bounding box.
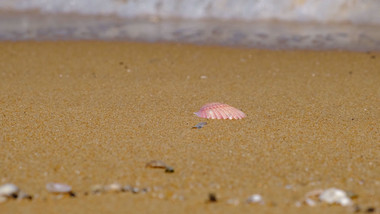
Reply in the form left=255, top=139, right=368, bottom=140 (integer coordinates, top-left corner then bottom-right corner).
left=131, top=187, right=140, bottom=194
left=302, top=189, right=323, bottom=206
left=246, top=194, right=263, bottom=204
left=146, top=160, right=167, bottom=169
left=0, top=183, right=19, bottom=197
left=90, top=184, right=104, bottom=194
left=141, top=187, right=149, bottom=194
left=366, top=207, right=375, bottom=213
left=165, top=166, right=175, bottom=173
left=0, top=183, right=32, bottom=202
left=194, top=103, right=246, bottom=120
left=299, top=188, right=354, bottom=207
left=192, top=122, right=207, bottom=129
left=200, top=75, right=208, bottom=79
left=17, top=191, right=33, bottom=200
left=122, top=185, right=132, bottom=192
left=104, top=183, right=123, bottom=192
left=46, top=182, right=75, bottom=197
left=146, top=160, right=175, bottom=173
left=208, top=193, right=217, bottom=203
left=319, top=188, right=352, bottom=206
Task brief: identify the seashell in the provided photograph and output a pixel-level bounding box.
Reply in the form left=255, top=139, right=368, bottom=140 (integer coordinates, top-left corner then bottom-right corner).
left=0, top=183, right=19, bottom=197
left=194, top=103, right=246, bottom=120
left=46, top=182, right=72, bottom=194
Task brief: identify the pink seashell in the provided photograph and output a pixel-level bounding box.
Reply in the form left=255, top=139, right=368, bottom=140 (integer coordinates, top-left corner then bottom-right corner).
left=194, top=103, right=246, bottom=120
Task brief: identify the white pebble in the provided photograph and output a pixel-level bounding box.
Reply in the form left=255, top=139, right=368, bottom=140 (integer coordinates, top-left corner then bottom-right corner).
left=0, top=183, right=19, bottom=197
left=46, top=182, right=72, bottom=193
left=246, top=194, right=263, bottom=204
left=200, top=75, right=207, bottom=79
left=104, top=183, right=122, bottom=192
left=305, top=198, right=317, bottom=206
left=319, top=188, right=352, bottom=206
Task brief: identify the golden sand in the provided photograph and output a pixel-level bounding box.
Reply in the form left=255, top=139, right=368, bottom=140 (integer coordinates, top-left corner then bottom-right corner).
left=0, top=41, right=379, bottom=213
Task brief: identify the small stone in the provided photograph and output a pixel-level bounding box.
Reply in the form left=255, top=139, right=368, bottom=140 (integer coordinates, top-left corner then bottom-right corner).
left=192, top=122, right=207, bottom=129
left=165, top=166, right=175, bottom=173
left=200, top=75, right=207, bottom=79
left=246, top=194, right=263, bottom=204
left=366, top=207, right=375, bottom=213
left=104, top=183, right=122, bottom=192
left=146, top=160, right=174, bottom=173
left=345, top=191, right=358, bottom=199
left=305, top=198, right=317, bottom=206
left=208, top=193, right=217, bottom=202
left=131, top=187, right=140, bottom=194
left=319, top=188, right=352, bottom=206
left=122, top=185, right=132, bottom=192
left=0, top=183, right=19, bottom=197
left=141, top=187, right=150, bottom=193
left=90, top=185, right=104, bottom=194
left=17, top=191, right=32, bottom=200
left=46, top=182, right=72, bottom=194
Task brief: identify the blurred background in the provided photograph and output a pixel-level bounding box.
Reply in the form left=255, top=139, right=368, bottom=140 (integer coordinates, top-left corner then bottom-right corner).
left=1, top=0, right=380, bottom=51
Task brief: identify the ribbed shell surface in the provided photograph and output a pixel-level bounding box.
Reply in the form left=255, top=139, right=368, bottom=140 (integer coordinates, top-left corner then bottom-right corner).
left=194, top=103, right=246, bottom=120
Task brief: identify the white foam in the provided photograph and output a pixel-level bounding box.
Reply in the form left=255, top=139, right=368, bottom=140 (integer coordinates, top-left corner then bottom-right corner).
left=1, top=0, right=380, bottom=24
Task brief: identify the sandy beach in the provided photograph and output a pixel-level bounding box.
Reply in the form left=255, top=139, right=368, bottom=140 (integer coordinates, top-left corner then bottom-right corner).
left=0, top=41, right=379, bottom=213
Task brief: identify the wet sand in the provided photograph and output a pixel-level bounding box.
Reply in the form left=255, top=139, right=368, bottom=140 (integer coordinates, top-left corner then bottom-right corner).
left=0, top=41, right=379, bottom=213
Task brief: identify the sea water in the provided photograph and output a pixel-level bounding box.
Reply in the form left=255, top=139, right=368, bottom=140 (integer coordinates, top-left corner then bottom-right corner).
left=1, top=0, right=380, bottom=51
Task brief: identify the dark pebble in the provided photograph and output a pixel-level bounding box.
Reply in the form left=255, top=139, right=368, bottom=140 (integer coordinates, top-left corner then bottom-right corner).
left=165, top=166, right=175, bottom=173
left=208, top=193, right=217, bottom=202
left=366, top=207, right=375, bottom=213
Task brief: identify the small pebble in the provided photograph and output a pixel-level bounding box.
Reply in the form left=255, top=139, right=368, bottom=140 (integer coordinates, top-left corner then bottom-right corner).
left=319, top=188, right=352, bottom=206
left=246, top=194, right=263, bottom=204
left=366, top=207, right=375, bottom=213
left=165, top=166, right=175, bottom=173
left=104, top=183, right=122, bottom=192
left=0, top=183, right=19, bottom=197
left=17, top=191, right=32, bottom=200
left=345, top=191, right=358, bottom=199
left=146, top=160, right=174, bottom=173
left=131, top=187, right=140, bottom=194
left=122, top=185, right=132, bottom=192
left=141, top=187, right=149, bottom=193
left=200, top=75, right=207, bottom=79
left=305, top=198, right=317, bottom=206
left=46, top=182, right=72, bottom=194
left=90, top=184, right=104, bottom=194
left=192, top=122, right=207, bottom=129
left=208, top=193, right=217, bottom=202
